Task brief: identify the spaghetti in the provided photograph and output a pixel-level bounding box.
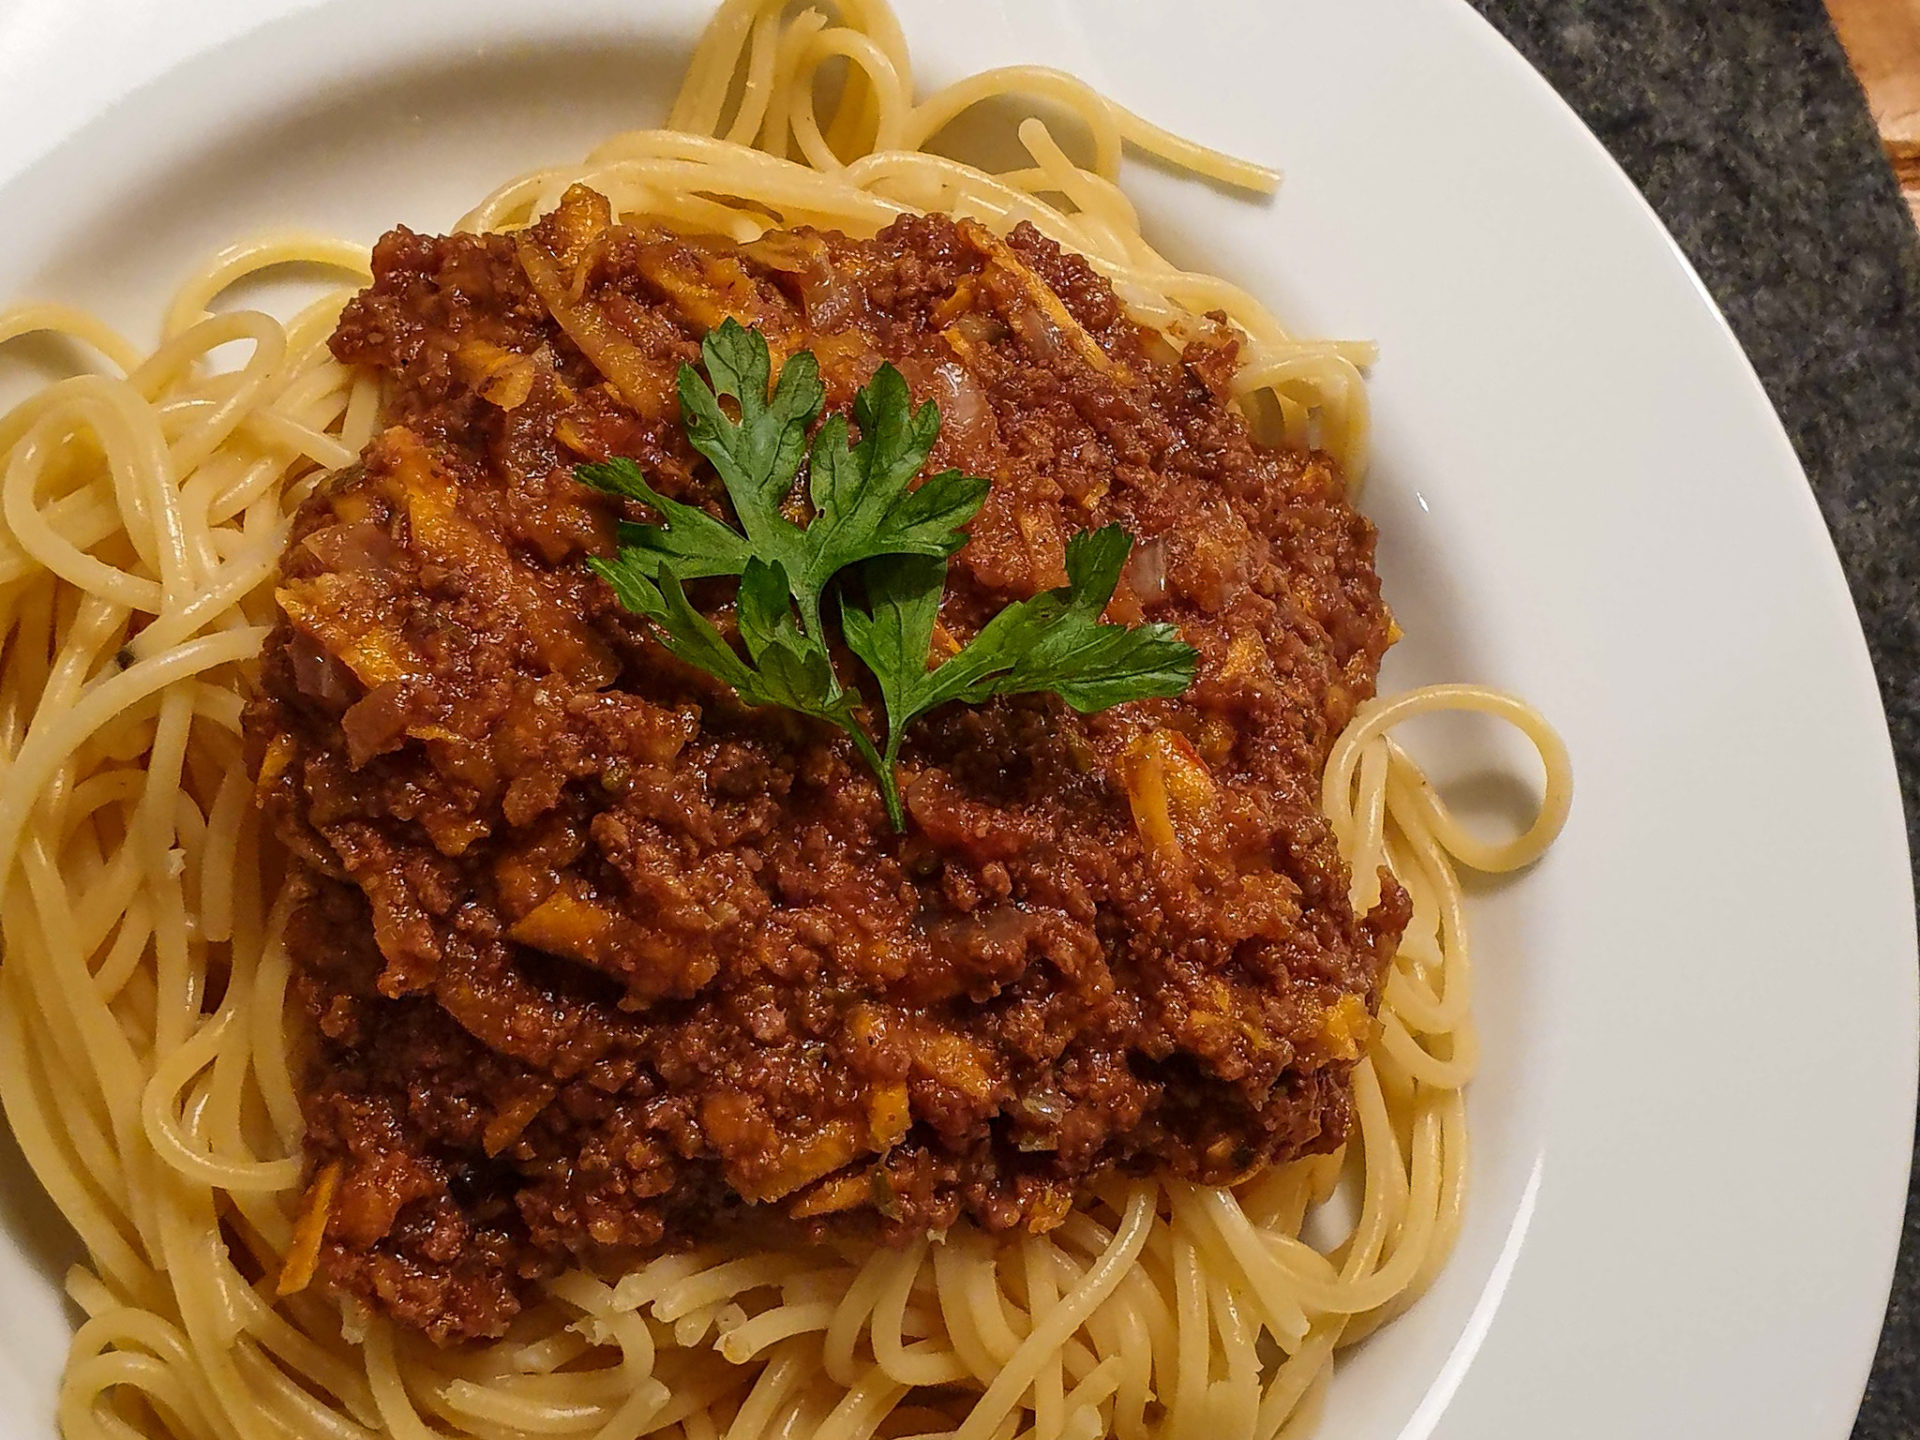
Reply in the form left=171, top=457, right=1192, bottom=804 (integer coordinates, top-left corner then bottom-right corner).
left=0, top=3, right=1573, bottom=1440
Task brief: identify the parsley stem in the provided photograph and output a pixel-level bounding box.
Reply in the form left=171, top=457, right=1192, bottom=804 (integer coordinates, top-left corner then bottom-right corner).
left=580, top=323, right=1194, bottom=843
left=845, top=723, right=904, bottom=831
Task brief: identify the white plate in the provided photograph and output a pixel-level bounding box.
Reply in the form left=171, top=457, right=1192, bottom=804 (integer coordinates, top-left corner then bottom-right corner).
left=0, top=2, right=1910, bottom=1437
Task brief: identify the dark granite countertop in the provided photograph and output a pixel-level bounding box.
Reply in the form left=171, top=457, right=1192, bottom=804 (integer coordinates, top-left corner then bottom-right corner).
left=1464, top=2, right=1920, bottom=1433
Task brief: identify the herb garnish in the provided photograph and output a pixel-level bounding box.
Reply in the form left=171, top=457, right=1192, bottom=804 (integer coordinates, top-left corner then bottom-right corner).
left=581, top=319, right=1195, bottom=831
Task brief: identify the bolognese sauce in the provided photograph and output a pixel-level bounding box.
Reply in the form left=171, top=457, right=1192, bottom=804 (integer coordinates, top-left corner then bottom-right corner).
left=245, top=187, right=1406, bottom=1341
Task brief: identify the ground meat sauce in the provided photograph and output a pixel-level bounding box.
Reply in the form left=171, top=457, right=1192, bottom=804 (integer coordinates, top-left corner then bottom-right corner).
left=244, top=186, right=1407, bottom=1342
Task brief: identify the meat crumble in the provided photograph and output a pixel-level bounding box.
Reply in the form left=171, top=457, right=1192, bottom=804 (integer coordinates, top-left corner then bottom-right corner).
left=244, top=186, right=1406, bottom=1341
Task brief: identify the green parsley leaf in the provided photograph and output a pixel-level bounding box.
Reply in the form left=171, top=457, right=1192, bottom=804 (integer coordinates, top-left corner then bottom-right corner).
left=844, top=525, right=1198, bottom=807
left=591, top=549, right=887, bottom=784
left=836, top=553, right=947, bottom=746
left=586, top=551, right=752, bottom=690
left=804, top=365, right=989, bottom=582
left=733, top=558, right=800, bottom=665
left=576, top=458, right=753, bottom=579
left=676, top=320, right=823, bottom=560
left=580, top=322, right=1197, bottom=832
left=597, top=318, right=990, bottom=639
left=954, top=525, right=1197, bottom=711
left=579, top=322, right=823, bottom=597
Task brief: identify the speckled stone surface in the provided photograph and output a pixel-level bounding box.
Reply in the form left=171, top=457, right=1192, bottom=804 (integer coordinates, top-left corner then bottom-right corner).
left=1463, top=1, right=1920, bottom=1432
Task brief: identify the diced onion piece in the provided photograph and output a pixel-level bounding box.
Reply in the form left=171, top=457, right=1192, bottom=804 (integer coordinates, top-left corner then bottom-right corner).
left=1126, top=534, right=1168, bottom=606
left=545, top=183, right=612, bottom=269
left=959, top=219, right=1131, bottom=381
left=454, top=339, right=539, bottom=411
left=516, top=230, right=673, bottom=423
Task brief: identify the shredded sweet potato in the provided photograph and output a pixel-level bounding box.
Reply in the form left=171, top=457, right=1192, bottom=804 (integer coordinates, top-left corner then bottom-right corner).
left=276, top=1161, right=342, bottom=1297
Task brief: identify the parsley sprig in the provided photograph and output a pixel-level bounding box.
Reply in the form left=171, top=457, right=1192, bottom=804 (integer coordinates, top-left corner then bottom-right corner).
left=582, top=319, right=1195, bottom=830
